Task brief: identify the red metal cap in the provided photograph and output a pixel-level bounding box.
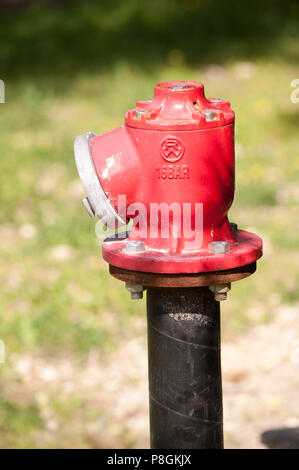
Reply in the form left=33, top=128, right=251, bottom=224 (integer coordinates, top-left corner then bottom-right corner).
left=125, top=80, right=234, bottom=131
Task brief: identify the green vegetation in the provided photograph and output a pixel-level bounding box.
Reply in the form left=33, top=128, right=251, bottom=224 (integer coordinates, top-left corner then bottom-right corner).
left=0, top=0, right=298, bottom=448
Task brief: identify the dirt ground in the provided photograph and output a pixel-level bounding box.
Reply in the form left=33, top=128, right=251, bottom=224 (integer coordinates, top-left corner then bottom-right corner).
left=8, top=301, right=299, bottom=449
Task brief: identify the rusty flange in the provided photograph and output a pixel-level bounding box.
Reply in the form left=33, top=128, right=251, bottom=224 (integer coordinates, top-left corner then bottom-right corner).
left=109, top=262, right=256, bottom=288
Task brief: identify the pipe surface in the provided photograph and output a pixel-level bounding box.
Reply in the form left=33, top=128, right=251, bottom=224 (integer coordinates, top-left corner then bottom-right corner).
left=147, top=286, right=223, bottom=449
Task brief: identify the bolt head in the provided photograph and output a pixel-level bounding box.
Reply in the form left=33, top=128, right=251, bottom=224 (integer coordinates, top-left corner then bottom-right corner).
left=125, top=282, right=144, bottom=300
left=209, top=283, right=231, bottom=301
left=135, top=109, right=148, bottom=119
left=125, top=240, right=145, bottom=254
left=203, top=109, right=215, bottom=121
left=82, top=197, right=95, bottom=218
left=208, top=241, right=230, bottom=254
left=210, top=98, right=223, bottom=102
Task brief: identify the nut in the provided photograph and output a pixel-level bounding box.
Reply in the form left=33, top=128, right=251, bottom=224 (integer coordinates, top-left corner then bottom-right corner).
left=209, top=283, right=231, bottom=301
left=135, top=109, right=148, bottom=119
left=125, top=282, right=144, bottom=300
left=229, top=222, right=238, bottom=233
left=125, top=240, right=145, bottom=254
left=171, top=84, right=186, bottom=89
left=208, top=241, right=230, bottom=254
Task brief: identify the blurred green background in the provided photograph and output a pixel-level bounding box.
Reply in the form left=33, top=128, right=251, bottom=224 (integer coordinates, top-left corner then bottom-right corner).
left=0, top=0, right=298, bottom=448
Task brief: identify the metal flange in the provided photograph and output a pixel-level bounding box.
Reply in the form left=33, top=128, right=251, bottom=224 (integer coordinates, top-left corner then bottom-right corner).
left=109, top=262, right=256, bottom=288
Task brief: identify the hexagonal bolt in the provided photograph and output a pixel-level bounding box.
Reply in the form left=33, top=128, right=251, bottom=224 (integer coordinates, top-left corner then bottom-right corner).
left=131, top=291, right=143, bottom=300
left=135, top=109, right=148, bottom=119
left=229, top=222, right=238, bottom=233
left=208, top=241, right=230, bottom=254
left=203, top=109, right=215, bottom=121
left=125, top=282, right=144, bottom=300
left=210, top=98, right=223, bottom=103
left=209, top=283, right=231, bottom=301
left=125, top=240, right=146, bottom=254
left=82, top=197, right=95, bottom=218
left=171, top=84, right=187, bottom=90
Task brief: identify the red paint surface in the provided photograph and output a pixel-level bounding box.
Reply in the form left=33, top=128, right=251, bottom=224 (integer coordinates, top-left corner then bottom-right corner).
left=91, top=81, right=262, bottom=273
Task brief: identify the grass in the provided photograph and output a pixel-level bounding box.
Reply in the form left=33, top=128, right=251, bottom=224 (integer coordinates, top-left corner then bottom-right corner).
left=0, top=0, right=298, bottom=448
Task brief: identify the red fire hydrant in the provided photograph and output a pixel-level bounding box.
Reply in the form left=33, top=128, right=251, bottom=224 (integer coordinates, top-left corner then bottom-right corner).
left=74, top=81, right=262, bottom=449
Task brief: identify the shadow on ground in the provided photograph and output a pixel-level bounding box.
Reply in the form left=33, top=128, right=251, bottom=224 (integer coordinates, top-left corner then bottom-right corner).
left=261, top=427, right=299, bottom=449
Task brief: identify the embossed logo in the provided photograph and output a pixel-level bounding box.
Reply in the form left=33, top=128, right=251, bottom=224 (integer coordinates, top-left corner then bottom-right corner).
left=160, top=136, right=185, bottom=163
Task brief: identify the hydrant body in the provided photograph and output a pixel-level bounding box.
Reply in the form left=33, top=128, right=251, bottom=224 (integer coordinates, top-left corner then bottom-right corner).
left=75, top=81, right=262, bottom=274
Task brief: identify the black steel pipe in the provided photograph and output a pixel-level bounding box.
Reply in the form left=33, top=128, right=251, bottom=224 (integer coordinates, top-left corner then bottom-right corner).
left=146, top=286, right=223, bottom=449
